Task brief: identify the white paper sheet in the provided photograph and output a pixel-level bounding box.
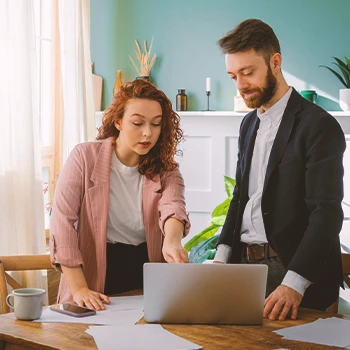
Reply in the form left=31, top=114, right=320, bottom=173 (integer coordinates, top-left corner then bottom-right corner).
left=274, top=317, right=350, bottom=348
left=33, top=295, right=144, bottom=325
left=85, top=324, right=202, bottom=350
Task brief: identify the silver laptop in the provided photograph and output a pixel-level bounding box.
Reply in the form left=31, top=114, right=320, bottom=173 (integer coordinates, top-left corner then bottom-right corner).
left=143, top=263, right=267, bottom=325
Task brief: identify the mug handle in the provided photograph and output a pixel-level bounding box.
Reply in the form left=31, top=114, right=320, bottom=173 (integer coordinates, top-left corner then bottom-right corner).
left=6, top=294, right=14, bottom=309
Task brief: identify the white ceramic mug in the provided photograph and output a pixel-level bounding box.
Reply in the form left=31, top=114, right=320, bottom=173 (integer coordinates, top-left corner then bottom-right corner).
left=6, top=288, right=46, bottom=320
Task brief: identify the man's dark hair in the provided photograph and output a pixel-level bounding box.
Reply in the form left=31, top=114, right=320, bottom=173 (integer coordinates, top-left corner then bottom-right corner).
left=218, top=19, right=281, bottom=64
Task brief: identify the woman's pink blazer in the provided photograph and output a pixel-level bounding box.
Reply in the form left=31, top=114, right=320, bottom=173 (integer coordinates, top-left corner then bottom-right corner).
left=50, top=137, right=190, bottom=302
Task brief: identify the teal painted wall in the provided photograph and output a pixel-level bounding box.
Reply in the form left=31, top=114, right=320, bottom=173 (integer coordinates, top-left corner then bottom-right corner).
left=91, top=0, right=349, bottom=111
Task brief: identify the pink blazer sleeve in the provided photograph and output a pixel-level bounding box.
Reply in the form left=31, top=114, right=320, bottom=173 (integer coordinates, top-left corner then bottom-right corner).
left=49, top=145, right=85, bottom=270
left=158, top=166, right=190, bottom=237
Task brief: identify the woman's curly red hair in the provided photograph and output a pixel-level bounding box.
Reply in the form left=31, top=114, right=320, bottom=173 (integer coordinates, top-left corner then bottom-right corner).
left=96, top=79, right=184, bottom=180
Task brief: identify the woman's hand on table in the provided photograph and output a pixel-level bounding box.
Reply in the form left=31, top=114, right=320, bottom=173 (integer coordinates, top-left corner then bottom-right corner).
left=73, top=287, right=111, bottom=311
left=61, top=265, right=111, bottom=311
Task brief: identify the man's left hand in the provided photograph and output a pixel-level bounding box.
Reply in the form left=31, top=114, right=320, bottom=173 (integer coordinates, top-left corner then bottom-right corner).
left=264, top=285, right=303, bottom=320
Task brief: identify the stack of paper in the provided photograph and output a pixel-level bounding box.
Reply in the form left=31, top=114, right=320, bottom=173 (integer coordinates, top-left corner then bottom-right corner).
left=36, top=295, right=202, bottom=349
left=86, top=324, right=202, bottom=350
left=274, top=317, right=350, bottom=348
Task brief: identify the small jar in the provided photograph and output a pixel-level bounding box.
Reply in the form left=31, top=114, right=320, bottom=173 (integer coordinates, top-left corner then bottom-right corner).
left=176, top=89, right=187, bottom=111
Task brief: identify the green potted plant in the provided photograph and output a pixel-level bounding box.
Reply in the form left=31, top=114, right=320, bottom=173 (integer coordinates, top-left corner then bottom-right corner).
left=184, top=175, right=235, bottom=263
left=320, top=56, right=350, bottom=111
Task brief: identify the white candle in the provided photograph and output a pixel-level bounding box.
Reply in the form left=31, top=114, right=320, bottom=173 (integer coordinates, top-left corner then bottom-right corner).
left=206, top=77, right=211, bottom=92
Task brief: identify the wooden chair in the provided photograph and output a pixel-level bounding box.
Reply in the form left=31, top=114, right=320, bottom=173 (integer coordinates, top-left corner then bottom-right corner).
left=0, top=254, right=54, bottom=314
left=326, top=253, right=350, bottom=313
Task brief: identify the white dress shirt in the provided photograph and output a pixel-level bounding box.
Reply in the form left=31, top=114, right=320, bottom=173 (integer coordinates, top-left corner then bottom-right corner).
left=216, top=87, right=312, bottom=296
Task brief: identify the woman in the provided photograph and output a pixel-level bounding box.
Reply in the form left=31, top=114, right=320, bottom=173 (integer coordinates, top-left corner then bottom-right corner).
left=50, top=79, right=190, bottom=310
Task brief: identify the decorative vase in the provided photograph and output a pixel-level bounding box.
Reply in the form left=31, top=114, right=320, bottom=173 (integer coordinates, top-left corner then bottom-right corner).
left=113, top=70, right=123, bottom=97
left=136, top=76, right=150, bottom=81
left=339, top=89, right=350, bottom=111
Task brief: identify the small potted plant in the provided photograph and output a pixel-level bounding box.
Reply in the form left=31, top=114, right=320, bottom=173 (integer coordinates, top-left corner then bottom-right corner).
left=320, top=56, right=350, bottom=111
left=129, top=38, right=157, bottom=81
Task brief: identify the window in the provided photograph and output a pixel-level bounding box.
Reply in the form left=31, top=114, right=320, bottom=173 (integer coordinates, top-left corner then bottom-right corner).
left=34, top=0, right=62, bottom=241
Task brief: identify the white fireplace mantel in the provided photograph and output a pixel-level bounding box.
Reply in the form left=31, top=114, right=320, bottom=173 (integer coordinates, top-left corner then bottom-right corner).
left=95, top=110, right=350, bottom=124
left=177, top=110, right=350, bottom=118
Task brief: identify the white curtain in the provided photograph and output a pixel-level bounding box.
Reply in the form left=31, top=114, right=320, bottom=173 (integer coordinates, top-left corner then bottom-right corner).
left=0, top=0, right=95, bottom=312
left=0, top=0, right=46, bottom=305
left=0, top=0, right=94, bottom=252
left=59, top=0, right=96, bottom=162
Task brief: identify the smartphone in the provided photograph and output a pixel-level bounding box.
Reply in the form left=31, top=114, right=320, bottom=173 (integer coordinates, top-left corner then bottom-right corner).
left=50, top=302, right=96, bottom=317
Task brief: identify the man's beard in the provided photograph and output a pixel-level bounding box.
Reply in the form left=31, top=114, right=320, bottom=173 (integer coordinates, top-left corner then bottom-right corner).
left=240, top=67, right=277, bottom=109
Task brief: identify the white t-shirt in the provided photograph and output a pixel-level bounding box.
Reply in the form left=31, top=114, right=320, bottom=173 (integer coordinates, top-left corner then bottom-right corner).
left=107, top=152, right=145, bottom=245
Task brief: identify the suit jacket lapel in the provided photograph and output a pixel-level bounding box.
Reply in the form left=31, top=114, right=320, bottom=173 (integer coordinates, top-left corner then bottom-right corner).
left=263, top=88, right=302, bottom=192
left=90, top=137, right=115, bottom=185
left=242, top=113, right=260, bottom=180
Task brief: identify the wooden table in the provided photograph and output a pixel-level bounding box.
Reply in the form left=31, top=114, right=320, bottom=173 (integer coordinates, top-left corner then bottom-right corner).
left=0, top=294, right=346, bottom=350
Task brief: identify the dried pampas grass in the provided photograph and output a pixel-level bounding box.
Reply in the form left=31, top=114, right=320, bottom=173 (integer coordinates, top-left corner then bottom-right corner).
left=129, top=37, right=157, bottom=77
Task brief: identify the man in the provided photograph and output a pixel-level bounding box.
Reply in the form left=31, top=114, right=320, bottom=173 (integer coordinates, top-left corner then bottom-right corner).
left=214, top=18, right=345, bottom=321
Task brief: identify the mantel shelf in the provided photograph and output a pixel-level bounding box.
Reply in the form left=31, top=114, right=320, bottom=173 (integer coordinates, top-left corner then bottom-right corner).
left=96, top=110, right=350, bottom=118
left=177, top=111, right=350, bottom=118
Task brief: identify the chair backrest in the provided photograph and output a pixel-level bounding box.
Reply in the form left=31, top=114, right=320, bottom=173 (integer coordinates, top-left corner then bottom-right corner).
left=0, top=254, right=53, bottom=314
left=326, top=253, right=350, bottom=313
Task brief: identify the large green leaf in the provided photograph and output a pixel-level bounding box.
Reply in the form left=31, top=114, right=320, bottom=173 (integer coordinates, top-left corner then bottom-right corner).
left=333, top=63, right=350, bottom=87
left=333, top=56, right=349, bottom=70
left=211, top=197, right=231, bottom=218
left=189, top=249, right=217, bottom=264
left=320, top=65, right=349, bottom=88
left=189, top=235, right=219, bottom=263
left=184, top=224, right=219, bottom=252
left=211, top=215, right=226, bottom=226
left=185, top=175, right=236, bottom=259
left=346, top=57, right=350, bottom=70
left=224, top=175, right=236, bottom=198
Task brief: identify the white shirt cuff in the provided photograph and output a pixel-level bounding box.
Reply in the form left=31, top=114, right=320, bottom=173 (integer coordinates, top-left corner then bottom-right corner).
left=281, top=270, right=312, bottom=296
left=214, top=244, right=231, bottom=264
